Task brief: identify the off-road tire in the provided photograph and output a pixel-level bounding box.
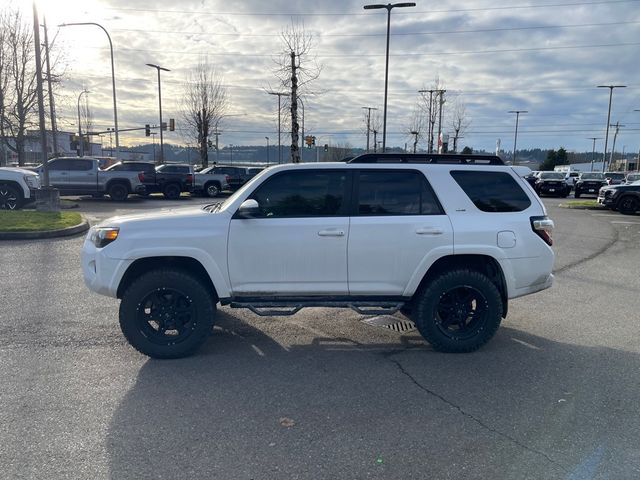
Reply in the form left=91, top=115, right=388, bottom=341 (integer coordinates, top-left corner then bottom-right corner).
left=413, top=269, right=503, bottom=353
left=163, top=183, right=181, bottom=200
left=119, top=269, right=216, bottom=359
left=617, top=195, right=639, bottom=215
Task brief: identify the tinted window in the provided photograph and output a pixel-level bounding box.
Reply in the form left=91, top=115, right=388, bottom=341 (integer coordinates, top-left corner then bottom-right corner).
left=73, top=160, right=93, bottom=171
left=357, top=170, right=443, bottom=216
left=49, top=159, right=74, bottom=170
left=451, top=171, right=531, bottom=212
left=249, top=170, right=347, bottom=218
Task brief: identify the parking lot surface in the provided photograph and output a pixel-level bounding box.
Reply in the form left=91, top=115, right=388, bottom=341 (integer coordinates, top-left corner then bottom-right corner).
left=1, top=196, right=639, bottom=479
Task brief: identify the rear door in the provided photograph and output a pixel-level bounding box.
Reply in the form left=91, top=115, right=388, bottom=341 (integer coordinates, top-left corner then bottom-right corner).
left=347, top=169, right=453, bottom=295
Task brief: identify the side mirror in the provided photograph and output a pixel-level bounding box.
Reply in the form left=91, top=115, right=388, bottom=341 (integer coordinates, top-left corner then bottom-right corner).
left=236, top=199, right=260, bottom=219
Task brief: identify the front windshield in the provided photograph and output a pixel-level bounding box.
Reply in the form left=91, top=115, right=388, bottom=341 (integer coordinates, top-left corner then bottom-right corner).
left=540, top=172, right=565, bottom=179
left=580, top=173, right=605, bottom=180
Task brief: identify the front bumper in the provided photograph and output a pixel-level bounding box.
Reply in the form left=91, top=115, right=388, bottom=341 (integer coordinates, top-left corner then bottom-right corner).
left=81, top=232, right=130, bottom=298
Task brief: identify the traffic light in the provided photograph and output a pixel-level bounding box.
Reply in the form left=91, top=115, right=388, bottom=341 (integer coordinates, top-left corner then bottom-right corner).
left=305, top=135, right=315, bottom=148
left=169, top=118, right=175, bottom=131
left=324, top=144, right=329, bottom=152
left=145, top=124, right=150, bottom=137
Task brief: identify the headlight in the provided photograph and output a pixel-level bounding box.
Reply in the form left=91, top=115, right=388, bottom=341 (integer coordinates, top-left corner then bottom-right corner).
left=91, top=227, right=120, bottom=248
left=24, top=175, right=40, bottom=188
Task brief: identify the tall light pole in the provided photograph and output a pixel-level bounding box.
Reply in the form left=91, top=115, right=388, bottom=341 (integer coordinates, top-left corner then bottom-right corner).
left=364, top=2, right=416, bottom=152
left=410, top=130, right=419, bottom=153
left=508, top=110, right=527, bottom=165
left=77, top=89, right=89, bottom=156
left=587, top=137, right=600, bottom=172
left=59, top=22, right=120, bottom=160
left=146, top=63, right=170, bottom=163
left=597, top=85, right=626, bottom=173
left=362, top=106, right=378, bottom=151
left=268, top=92, right=287, bottom=163
left=298, top=96, right=305, bottom=162
left=265, top=136, right=270, bottom=165
left=436, top=89, right=446, bottom=152
left=419, top=89, right=436, bottom=153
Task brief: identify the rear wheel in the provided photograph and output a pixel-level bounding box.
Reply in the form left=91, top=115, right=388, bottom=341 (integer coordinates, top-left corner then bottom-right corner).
left=618, top=196, right=639, bottom=215
left=205, top=182, right=221, bottom=198
left=108, top=183, right=128, bottom=201
left=0, top=184, right=21, bottom=210
left=413, top=269, right=503, bottom=353
left=574, top=190, right=581, bottom=198
left=163, top=183, right=181, bottom=200
left=119, top=269, right=216, bottom=358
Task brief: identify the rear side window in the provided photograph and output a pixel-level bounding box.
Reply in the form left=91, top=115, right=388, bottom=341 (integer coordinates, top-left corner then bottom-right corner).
left=357, top=170, right=443, bottom=216
left=451, top=171, right=531, bottom=212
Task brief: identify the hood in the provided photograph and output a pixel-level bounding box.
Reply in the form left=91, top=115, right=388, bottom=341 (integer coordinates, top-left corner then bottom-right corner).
left=99, top=205, right=216, bottom=228
left=0, top=167, right=39, bottom=177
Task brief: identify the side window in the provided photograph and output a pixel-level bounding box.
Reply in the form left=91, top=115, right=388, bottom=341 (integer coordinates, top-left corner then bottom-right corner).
left=249, top=170, right=348, bottom=218
left=451, top=171, right=531, bottom=212
left=49, top=159, right=73, bottom=170
left=357, top=170, right=443, bottom=216
left=72, top=160, right=93, bottom=171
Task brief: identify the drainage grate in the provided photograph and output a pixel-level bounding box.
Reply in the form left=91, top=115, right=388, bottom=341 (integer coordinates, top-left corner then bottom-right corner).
left=362, top=315, right=416, bottom=333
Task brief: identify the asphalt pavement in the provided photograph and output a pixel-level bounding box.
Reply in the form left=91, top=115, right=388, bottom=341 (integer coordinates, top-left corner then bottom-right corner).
left=0, top=196, right=639, bottom=479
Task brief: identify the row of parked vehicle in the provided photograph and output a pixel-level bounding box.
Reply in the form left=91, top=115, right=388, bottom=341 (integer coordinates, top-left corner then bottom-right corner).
left=0, top=157, right=266, bottom=209
left=524, top=170, right=640, bottom=198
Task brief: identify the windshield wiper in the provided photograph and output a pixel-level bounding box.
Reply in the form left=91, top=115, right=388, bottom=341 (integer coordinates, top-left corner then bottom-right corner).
left=202, top=202, right=222, bottom=213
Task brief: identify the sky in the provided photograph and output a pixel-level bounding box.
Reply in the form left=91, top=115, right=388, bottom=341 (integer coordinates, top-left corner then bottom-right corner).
left=10, top=0, right=640, bottom=154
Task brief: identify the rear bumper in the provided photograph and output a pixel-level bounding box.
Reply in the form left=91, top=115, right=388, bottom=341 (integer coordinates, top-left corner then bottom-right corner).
left=510, top=273, right=554, bottom=299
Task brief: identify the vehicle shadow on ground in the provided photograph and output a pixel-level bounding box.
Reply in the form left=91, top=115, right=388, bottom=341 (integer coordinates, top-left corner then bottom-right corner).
left=106, top=311, right=640, bottom=480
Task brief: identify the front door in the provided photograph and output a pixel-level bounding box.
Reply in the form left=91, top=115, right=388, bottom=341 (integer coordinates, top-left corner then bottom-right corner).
left=228, top=169, right=351, bottom=295
left=45, top=158, right=73, bottom=190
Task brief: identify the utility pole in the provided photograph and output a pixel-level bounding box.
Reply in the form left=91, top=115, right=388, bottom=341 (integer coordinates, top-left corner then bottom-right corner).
left=609, top=122, right=624, bottom=169
left=290, top=52, right=300, bottom=164
left=410, top=130, right=419, bottom=153
left=268, top=92, right=287, bottom=164
left=42, top=17, right=58, bottom=158
left=213, top=123, right=221, bottom=164
left=597, top=85, right=626, bottom=173
left=146, top=63, right=170, bottom=163
left=362, top=106, right=377, bottom=151
left=587, top=137, right=600, bottom=172
left=373, top=129, right=378, bottom=152
left=419, top=89, right=436, bottom=153
left=436, top=90, right=446, bottom=153
left=508, top=110, right=528, bottom=165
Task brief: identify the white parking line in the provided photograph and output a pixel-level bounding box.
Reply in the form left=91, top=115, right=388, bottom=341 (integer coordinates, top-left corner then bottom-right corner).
left=611, top=221, right=640, bottom=225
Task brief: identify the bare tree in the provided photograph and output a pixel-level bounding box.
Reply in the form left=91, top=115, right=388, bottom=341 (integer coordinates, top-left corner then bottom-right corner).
left=80, top=92, right=93, bottom=155
left=328, top=142, right=353, bottom=162
left=0, top=9, right=39, bottom=166
left=450, top=99, right=471, bottom=153
left=406, top=103, right=426, bottom=153
left=273, top=20, right=322, bottom=163
left=418, top=76, right=445, bottom=153
left=181, top=59, right=228, bottom=168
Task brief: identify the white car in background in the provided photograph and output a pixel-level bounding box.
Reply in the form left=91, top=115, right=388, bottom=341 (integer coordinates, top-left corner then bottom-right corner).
left=0, top=167, right=41, bottom=210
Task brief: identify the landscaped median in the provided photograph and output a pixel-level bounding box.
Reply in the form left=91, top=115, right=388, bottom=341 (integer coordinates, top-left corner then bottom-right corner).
left=0, top=211, right=89, bottom=240
left=557, top=199, right=602, bottom=210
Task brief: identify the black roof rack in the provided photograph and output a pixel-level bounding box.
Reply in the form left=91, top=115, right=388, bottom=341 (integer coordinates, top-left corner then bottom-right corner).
left=348, top=153, right=505, bottom=165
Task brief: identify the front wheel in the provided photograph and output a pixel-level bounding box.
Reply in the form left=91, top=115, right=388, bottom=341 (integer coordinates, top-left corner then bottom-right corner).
left=618, top=196, right=639, bottom=215
left=413, top=269, right=503, bottom=353
left=205, top=182, right=221, bottom=198
left=163, top=183, right=181, bottom=200
left=0, top=184, right=21, bottom=210
left=119, top=269, right=216, bottom=358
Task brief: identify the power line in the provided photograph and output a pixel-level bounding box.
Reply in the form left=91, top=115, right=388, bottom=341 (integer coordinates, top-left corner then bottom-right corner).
left=103, top=0, right=639, bottom=17
left=109, top=20, right=640, bottom=38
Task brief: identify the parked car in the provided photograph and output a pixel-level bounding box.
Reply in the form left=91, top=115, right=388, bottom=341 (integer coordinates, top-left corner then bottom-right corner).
left=29, top=157, right=145, bottom=201
left=574, top=172, right=607, bottom=198
left=206, top=166, right=251, bottom=190
left=192, top=167, right=231, bottom=198
left=105, top=162, right=193, bottom=199
left=0, top=167, right=41, bottom=210
left=566, top=171, right=580, bottom=189
left=524, top=171, right=539, bottom=188
left=534, top=172, right=571, bottom=197
left=623, top=173, right=640, bottom=184
left=82, top=152, right=555, bottom=359
left=605, top=172, right=626, bottom=185
left=598, top=180, right=640, bottom=214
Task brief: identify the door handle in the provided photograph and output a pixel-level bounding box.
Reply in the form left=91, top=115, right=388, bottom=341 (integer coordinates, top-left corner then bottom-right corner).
left=416, top=227, right=444, bottom=235
left=318, top=229, right=345, bottom=237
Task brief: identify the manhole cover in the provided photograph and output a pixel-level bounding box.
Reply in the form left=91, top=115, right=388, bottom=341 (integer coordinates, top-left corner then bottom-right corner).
left=362, top=315, right=416, bottom=333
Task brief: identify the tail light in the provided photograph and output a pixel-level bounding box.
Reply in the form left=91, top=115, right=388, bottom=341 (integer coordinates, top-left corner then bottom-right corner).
left=138, top=172, right=145, bottom=182
left=530, top=216, right=554, bottom=246
left=187, top=174, right=193, bottom=184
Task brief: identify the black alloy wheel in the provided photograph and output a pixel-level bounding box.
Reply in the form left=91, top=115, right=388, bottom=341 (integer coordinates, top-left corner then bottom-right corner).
left=136, top=288, right=196, bottom=345
left=108, top=183, right=128, bottom=201
left=434, top=286, right=488, bottom=341
left=0, top=184, right=20, bottom=210
left=618, top=196, right=639, bottom=215
left=163, top=183, right=181, bottom=200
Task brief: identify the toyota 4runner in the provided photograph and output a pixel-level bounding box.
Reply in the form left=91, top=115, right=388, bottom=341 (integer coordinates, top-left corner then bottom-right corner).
left=81, top=154, right=555, bottom=358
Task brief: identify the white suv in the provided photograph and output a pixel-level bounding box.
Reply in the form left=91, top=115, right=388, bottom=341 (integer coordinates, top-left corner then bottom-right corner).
left=81, top=154, right=555, bottom=358
left=0, top=167, right=41, bottom=209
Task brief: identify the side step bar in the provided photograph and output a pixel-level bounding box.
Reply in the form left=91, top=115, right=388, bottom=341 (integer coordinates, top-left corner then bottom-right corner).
left=229, top=300, right=405, bottom=317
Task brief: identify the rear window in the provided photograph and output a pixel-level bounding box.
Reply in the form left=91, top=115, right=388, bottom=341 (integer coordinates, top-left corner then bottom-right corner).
left=451, top=171, right=531, bottom=212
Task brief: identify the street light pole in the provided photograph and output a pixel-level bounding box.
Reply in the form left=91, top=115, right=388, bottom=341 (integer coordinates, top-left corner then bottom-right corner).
left=362, top=106, right=378, bottom=151
left=508, top=110, right=527, bottom=165
left=77, top=89, right=89, bottom=157
left=587, top=137, right=600, bottom=172
left=597, top=85, right=626, bottom=172
left=364, top=2, right=416, bottom=153
left=59, top=22, right=120, bottom=160
left=268, top=92, right=287, bottom=163
left=418, top=89, right=436, bottom=153
left=146, top=63, right=170, bottom=164
left=265, top=136, right=270, bottom=165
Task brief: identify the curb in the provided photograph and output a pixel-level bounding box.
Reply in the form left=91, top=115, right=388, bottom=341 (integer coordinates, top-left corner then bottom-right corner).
left=0, top=219, right=90, bottom=240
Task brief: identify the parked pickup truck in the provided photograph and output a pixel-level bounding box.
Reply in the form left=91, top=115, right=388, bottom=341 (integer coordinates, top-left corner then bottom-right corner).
left=29, top=157, right=145, bottom=201
left=598, top=179, right=640, bottom=214
left=105, top=162, right=193, bottom=199
left=193, top=167, right=231, bottom=197
left=0, top=167, right=41, bottom=209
